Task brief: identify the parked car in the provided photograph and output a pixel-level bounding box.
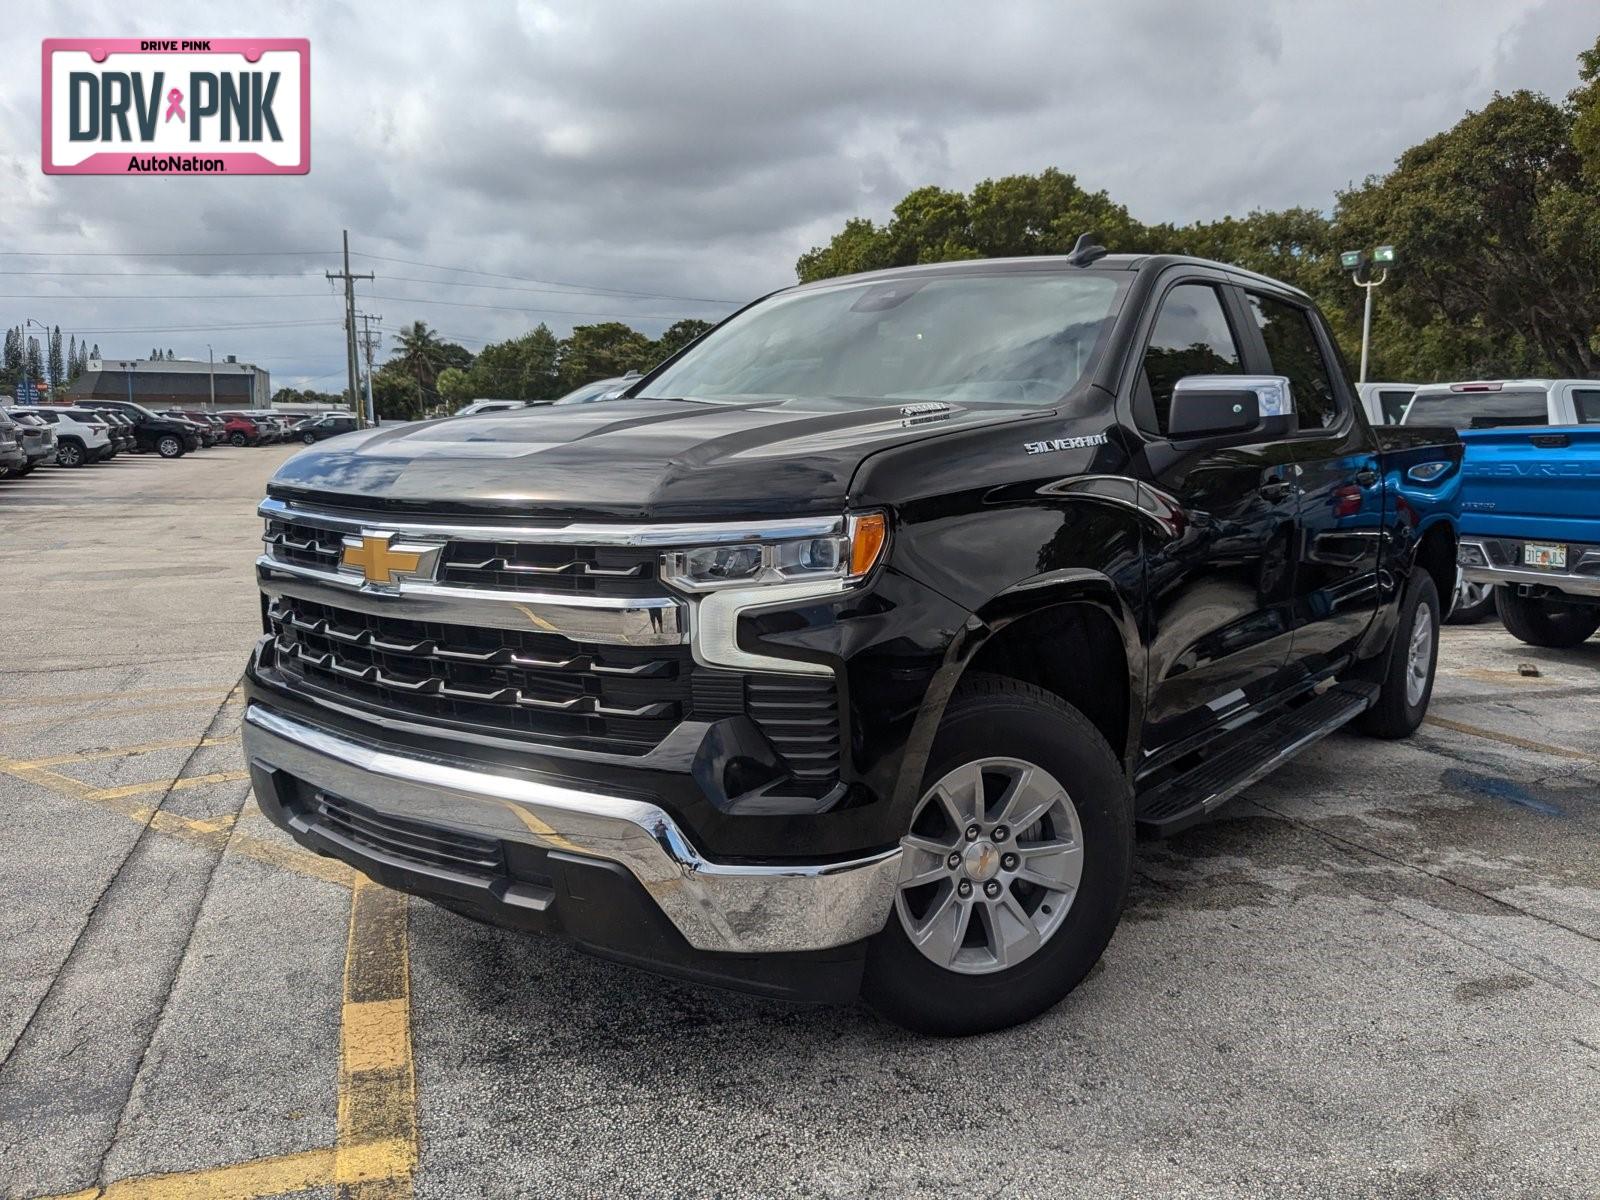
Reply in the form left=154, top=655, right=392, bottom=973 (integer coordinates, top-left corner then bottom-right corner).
left=160, top=410, right=218, bottom=448
left=295, top=413, right=360, bottom=443
left=3, top=410, right=58, bottom=474
left=241, top=249, right=1463, bottom=1034
left=15, top=406, right=114, bottom=465
left=214, top=413, right=263, bottom=446
left=452, top=399, right=528, bottom=417
left=0, top=412, right=29, bottom=477
left=1401, top=379, right=1600, bottom=623
left=1357, top=382, right=1419, bottom=426
left=550, top=376, right=633, bottom=406
left=76, top=400, right=199, bottom=457
left=96, top=409, right=137, bottom=454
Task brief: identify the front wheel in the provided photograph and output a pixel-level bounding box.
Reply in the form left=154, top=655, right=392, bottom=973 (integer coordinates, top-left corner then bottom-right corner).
left=230, top=432, right=248, bottom=447
left=1447, top=571, right=1496, bottom=625
left=157, top=434, right=184, bottom=458
left=303, top=432, right=316, bottom=444
left=1496, top=587, right=1600, bottom=648
left=862, top=675, right=1132, bottom=1036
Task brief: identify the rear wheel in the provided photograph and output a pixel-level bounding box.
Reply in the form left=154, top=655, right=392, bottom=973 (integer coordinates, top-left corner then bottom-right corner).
left=1496, top=587, right=1600, bottom=648
left=56, top=439, right=85, bottom=467
left=1358, top=571, right=1440, bottom=739
left=862, top=675, right=1132, bottom=1036
left=157, top=434, right=184, bottom=458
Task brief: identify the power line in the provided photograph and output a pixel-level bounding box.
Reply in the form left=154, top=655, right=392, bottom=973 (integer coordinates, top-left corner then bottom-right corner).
left=0, top=248, right=334, bottom=257
left=349, top=251, right=739, bottom=305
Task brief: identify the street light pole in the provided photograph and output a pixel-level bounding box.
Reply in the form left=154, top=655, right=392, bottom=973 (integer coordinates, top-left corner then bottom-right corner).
left=23, top=317, right=48, bottom=403
left=1340, top=245, right=1395, bottom=385
left=207, top=343, right=216, bottom=410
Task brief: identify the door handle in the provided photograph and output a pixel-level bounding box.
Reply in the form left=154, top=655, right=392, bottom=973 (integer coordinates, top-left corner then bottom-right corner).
left=1353, top=468, right=1379, bottom=487
left=1259, top=478, right=1295, bottom=501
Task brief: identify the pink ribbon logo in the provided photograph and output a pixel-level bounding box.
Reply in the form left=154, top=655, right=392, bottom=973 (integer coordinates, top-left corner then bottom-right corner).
left=164, top=88, right=185, bottom=123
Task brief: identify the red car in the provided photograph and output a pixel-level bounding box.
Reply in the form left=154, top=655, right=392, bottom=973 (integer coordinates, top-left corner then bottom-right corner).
left=215, top=412, right=263, bottom=446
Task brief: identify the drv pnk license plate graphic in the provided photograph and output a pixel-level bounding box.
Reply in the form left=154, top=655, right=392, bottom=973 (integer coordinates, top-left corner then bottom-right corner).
left=42, top=38, right=310, bottom=175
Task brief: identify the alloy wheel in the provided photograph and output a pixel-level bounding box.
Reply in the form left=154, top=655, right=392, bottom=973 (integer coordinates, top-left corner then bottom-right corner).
left=895, top=757, right=1084, bottom=975
left=1405, top=599, right=1434, bottom=707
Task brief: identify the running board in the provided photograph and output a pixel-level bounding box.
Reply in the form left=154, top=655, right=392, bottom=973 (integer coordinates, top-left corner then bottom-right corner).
left=1134, top=682, right=1378, bottom=838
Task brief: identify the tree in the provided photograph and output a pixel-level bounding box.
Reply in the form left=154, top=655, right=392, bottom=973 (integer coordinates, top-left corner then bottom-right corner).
left=436, top=366, right=474, bottom=406
left=2, top=328, right=20, bottom=390
left=47, top=326, right=63, bottom=387
left=653, top=319, right=714, bottom=361
left=24, top=336, right=42, bottom=384
left=66, top=335, right=77, bottom=381
left=556, top=322, right=657, bottom=391
left=371, top=362, right=427, bottom=420
left=462, top=325, right=561, bottom=401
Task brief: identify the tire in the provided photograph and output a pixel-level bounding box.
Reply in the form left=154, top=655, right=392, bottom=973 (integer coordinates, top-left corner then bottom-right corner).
left=1357, top=571, right=1440, bottom=739
left=303, top=432, right=317, bottom=444
left=157, top=434, right=184, bottom=458
left=1495, top=587, right=1600, bottom=649
left=1447, top=571, right=1496, bottom=625
left=56, top=439, right=85, bottom=468
left=230, top=432, right=248, bottom=447
left=15, top=461, right=34, bottom=477
left=861, top=674, right=1133, bottom=1036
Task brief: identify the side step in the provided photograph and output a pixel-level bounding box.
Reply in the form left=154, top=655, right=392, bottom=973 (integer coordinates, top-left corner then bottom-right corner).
left=1134, top=682, right=1377, bottom=838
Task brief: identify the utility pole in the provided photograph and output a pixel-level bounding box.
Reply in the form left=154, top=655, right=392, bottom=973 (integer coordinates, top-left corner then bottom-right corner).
left=206, top=343, right=215, bottom=410
left=355, top=311, right=382, bottom=426
left=326, top=230, right=374, bottom=426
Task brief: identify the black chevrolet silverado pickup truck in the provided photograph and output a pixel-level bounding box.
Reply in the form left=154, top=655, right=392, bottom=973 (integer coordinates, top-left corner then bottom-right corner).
left=242, top=248, right=1462, bottom=1034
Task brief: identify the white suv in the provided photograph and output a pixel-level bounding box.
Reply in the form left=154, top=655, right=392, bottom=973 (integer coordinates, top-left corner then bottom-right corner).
left=17, top=406, right=115, bottom=467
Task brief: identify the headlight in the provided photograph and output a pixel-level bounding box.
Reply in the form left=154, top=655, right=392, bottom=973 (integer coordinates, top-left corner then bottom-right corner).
left=662, top=512, right=888, bottom=592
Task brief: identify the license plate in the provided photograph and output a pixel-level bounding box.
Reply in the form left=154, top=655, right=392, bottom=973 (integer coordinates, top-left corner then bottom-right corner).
left=1523, top=542, right=1567, bottom=570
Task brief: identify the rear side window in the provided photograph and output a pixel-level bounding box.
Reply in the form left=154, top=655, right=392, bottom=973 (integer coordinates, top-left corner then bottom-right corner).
left=1377, top=390, right=1414, bottom=425
left=1247, top=293, right=1340, bottom=429
left=1573, top=389, right=1600, bottom=423
left=1139, top=283, right=1244, bottom=434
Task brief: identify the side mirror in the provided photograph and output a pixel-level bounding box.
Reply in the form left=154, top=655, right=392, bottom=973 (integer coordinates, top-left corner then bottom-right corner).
left=1168, top=375, right=1297, bottom=442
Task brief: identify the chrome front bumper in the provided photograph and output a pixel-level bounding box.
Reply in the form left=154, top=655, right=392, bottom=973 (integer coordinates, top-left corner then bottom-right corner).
left=241, top=704, right=901, bottom=954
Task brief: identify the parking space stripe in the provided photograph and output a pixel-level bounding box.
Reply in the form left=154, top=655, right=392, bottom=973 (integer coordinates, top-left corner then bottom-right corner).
left=12, top=734, right=241, bottom=769
left=1425, top=715, right=1600, bottom=764
left=335, top=881, right=418, bottom=1196
left=35, top=1146, right=338, bottom=1200
left=0, top=683, right=227, bottom=708
left=3, top=697, right=245, bottom=732
left=86, top=770, right=251, bottom=802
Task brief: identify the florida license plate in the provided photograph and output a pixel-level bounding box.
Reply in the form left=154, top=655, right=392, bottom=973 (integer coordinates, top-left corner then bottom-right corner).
left=1523, top=542, right=1567, bottom=570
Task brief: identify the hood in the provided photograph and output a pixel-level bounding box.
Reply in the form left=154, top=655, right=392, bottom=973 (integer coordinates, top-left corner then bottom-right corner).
left=268, top=396, right=1042, bottom=520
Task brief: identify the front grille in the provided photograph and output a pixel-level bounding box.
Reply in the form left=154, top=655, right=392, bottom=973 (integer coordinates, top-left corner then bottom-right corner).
left=437, top=541, right=661, bottom=595
left=268, top=596, right=687, bottom=753
left=313, top=791, right=505, bottom=877
left=264, top=517, right=343, bottom=572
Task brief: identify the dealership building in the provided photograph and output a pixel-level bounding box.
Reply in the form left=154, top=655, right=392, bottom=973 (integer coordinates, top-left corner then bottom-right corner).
left=64, top=354, right=273, bottom=410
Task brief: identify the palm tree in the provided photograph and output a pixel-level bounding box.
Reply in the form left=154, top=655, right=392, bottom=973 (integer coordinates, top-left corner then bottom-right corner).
left=395, top=321, right=448, bottom=394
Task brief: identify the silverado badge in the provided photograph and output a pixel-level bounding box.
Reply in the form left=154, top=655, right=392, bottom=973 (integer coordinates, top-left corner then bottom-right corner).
left=1024, top=433, right=1108, bottom=455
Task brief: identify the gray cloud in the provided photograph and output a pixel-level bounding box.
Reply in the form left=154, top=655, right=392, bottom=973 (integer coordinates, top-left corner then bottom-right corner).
left=0, top=0, right=1592, bottom=389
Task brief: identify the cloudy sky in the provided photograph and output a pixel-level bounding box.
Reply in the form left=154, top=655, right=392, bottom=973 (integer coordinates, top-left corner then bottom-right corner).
left=0, top=0, right=1593, bottom=392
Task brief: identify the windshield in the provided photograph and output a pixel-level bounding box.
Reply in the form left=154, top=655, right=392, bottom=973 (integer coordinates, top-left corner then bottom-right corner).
left=1401, top=389, right=1549, bottom=429
left=554, top=379, right=624, bottom=406
left=637, top=271, right=1125, bottom=407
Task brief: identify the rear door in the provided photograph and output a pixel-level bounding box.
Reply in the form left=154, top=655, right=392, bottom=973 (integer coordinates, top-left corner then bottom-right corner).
left=1238, top=288, right=1383, bottom=681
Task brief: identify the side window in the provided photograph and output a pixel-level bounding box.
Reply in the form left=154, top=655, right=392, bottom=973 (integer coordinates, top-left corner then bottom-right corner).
left=1139, top=283, right=1244, bottom=435
left=1378, top=390, right=1414, bottom=425
left=1573, top=389, right=1600, bottom=423
left=1247, top=293, right=1341, bottom=429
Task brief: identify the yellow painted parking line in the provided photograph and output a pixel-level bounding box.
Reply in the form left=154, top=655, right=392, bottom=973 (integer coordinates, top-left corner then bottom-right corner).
left=36, top=1146, right=338, bottom=1200
left=3, top=697, right=246, bottom=731
left=86, top=770, right=251, bottom=803
left=12, top=733, right=241, bottom=769
left=1425, top=715, right=1600, bottom=764
left=0, top=683, right=227, bottom=708
left=336, top=880, right=419, bottom=1196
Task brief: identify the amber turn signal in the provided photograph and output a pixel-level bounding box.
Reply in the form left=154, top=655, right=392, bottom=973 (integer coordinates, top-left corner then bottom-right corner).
left=848, top=512, right=888, bottom=578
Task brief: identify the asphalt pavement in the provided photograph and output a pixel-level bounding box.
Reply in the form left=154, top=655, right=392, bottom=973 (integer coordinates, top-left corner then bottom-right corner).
left=1, top=445, right=1596, bottom=1199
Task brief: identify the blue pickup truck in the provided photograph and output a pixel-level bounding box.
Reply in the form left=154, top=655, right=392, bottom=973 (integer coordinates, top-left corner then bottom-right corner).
left=1402, top=380, right=1600, bottom=647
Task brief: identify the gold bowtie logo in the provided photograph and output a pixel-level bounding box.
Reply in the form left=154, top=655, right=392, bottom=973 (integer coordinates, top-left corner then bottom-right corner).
left=341, top=534, right=426, bottom=585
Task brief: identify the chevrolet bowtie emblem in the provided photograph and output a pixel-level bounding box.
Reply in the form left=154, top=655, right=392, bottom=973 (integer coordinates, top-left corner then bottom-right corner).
left=339, top=533, right=439, bottom=586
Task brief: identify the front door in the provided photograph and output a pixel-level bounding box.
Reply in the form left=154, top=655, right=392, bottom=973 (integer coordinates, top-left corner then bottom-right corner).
left=1129, top=280, right=1300, bottom=763
left=1240, top=290, right=1383, bottom=682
